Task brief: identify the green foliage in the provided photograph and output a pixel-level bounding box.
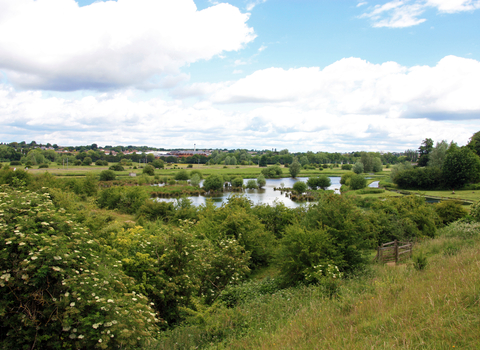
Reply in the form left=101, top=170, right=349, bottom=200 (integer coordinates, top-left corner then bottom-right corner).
left=289, top=157, right=301, bottom=178
left=470, top=201, right=480, bottom=222
left=136, top=200, right=174, bottom=222
left=341, top=164, right=352, bottom=170
left=251, top=202, right=298, bottom=239
left=349, top=174, right=367, bottom=190
left=143, top=164, right=155, bottom=176
left=292, top=181, right=307, bottom=194
left=256, top=174, right=266, bottom=188
left=97, top=186, right=149, bottom=214
left=83, top=172, right=98, bottom=197
left=0, top=187, right=158, bottom=349
left=203, top=174, right=224, bottom=192
left=259, top=155, right=268, bottom=167
left=99, top=169, right=116, bottom=181
left=0, top=168, right=32, bottom=187
left=353, top=161, right=364, bottom=174
left=307, top=175, right=331, bottom=190
left=246, top=179, right=258, bottom=189
left=219, top=277, right=282, bottom=307
left=340, top=171, right=355, bottom=185
left=152, top=159, right=165, bottom=169
left=190, top=173, right=201, bottom=187
left=174, top=169, right=189, bottom=181
left=434, top=200, right=468, bottom=225
left=82, top=156, right=92, bottom=165
left=392, top=167, right=443, bottom=190
left=109, top=163, right=125, bottom=171
left=261, top=165, right=282, bottom=178
left=38, top=163, right=49, bottom=168
left=372, top=158, right=383, bottom=172
left=413, top=251, right=428, bottom=270
left=442, top=146, right=480, bottom=188
left=189, top=170, right=203, bottom=179
left=231, top=177, right=244, bottom=188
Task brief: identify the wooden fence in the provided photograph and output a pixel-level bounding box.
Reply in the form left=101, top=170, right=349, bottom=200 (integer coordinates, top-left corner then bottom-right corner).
left=376, top=240, right=413, bottom=264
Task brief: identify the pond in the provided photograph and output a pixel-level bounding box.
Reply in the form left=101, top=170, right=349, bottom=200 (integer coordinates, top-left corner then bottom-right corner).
left=156, top=177, right=342, bottom=208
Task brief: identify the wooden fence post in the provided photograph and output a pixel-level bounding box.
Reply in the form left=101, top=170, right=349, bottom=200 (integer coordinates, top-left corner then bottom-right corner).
left=394, top=239, right=398, bottom=264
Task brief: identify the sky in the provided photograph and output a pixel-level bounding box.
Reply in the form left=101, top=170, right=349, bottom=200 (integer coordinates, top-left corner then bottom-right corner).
left=0, top=0, right=479, bottom=152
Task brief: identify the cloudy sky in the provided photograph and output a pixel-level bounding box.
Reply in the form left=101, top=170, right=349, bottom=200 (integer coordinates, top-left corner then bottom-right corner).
left=0, top=0, right=479, bottom=152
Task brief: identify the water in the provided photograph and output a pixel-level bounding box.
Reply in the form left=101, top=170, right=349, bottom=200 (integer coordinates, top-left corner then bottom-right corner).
left=156, top=177, right=342, bottom=208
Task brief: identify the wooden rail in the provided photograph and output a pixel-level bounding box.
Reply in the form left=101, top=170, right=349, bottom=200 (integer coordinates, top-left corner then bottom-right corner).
left=376, top=240, right=413, bottom=264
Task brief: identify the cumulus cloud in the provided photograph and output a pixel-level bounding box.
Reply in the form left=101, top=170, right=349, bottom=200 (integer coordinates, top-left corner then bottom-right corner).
left=0, top=0, right=255, bottom=91
left=360, top=0, right=480, bottom=27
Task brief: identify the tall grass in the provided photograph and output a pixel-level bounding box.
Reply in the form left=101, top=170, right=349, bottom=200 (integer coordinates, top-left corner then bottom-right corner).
left=150, top=221, right=480, bottom=350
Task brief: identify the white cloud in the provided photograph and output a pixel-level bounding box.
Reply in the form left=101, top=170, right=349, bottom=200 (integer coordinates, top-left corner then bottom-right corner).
left=1, top=55, right=478, bottom=151
left=246, top=0, right=267, bottom=11
left=360, top=0, right=480, bottom=27
left=0, top=0, right=255, bottom=90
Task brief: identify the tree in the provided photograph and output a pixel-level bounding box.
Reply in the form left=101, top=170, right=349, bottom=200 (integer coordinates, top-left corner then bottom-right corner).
left=467, top=130, right=480, bottom=157
left=99, top=170, right=116, bottom=181
left=259, top=155, right=267, bottom=167
left=203, top=175, right=224, bottom=192
left=372, top=158, right=383, bottom=172
left=231, top=177, right=244, bottom=187
left=174, top=170, right=189, bottom=181
left=257, top=174, right=266, bottom=188
left=246, top=179, right=258, bottom=189
left=143, top=164, right=155, bottom=176
left=289, top=157, right=301, bottom=178
left=82, top=156, right=92, bottom=165
left=442, top=146, right=480, bottom=188
left=307, top=175, right=331, bottom=190
left=417, top=138, right=434, bottom=167
left=293, top=181, right=307, bottom=194
left=190, top=174, right=201, bottom=187
left=427, top=140, right=449, bottom=169
left=300, top=156, right=309, bottom=166
left=349, top=174, right=367, bottom=190
left=353, top=161, right=364, bottom=174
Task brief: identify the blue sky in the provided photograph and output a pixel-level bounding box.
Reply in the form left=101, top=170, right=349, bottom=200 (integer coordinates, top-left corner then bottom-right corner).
left=0, top=0, right=479, bottom=151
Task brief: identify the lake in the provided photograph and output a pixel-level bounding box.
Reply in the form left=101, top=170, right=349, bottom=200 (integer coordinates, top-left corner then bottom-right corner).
left=156, top=177, right=342, bottom=208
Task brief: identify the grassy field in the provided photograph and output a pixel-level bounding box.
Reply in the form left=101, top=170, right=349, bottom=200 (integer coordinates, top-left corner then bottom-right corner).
left=151, top=221, right=480, bottom=350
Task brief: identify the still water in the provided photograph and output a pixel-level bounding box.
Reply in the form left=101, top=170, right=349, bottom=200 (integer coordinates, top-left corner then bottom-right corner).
left=157, top=177, right=342, bottom=208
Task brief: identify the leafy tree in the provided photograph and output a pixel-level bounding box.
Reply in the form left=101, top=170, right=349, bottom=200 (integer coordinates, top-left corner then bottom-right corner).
left=372, top=158, right=383, bottom=172
left=467, top=130, right=480, bottom=157
left=231, top=177, right=244, bottom=187
left=175, top=169, right=189, bottom=181
left=442, top=146, right=480, bottom=188
left=152, top=159, right=165, bottom=169
left=289, top=157, right=301, bottom=178
left=300, top=156, right=309, bottom=166
left=143, top=164, right=155, bottom=176
left=307, top=175, right=331, bottom=190
left=189, top=169, right=203, bottom=179
left=259, top=155, right=268, bottom=167
left=109, top=163, right=124, bottom=171
left=353, top=161, right=364, bottom=174
left=190, top=173, right=201, bottom=187
left=99, top=169, right=116, bottom=181
left=257, top=174, right=266, bottom=188
left=293, top=181, right=307, bottom=194
left=261, top=165, right=282, bottom=178
left=203, top=174, right=224, bottom=192
left=340, top=171, right=355, bottom=186
left=246, top=179, right=258, bottom=189
left=417, top=138, right=434, bottom=167
left=82, top=156, right=92, bottom=165
left=427, top=140, right=449, bottom=169
left=349, top=174, right=367, bottom=190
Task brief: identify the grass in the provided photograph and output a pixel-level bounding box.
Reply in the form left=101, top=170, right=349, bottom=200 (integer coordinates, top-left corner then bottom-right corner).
left=149, top=221, right=480, bottom=350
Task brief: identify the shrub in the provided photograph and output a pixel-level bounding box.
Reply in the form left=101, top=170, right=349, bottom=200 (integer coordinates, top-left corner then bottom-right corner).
left=231, top=177, right=244, bottom=188
left=413, top=251, right=428, bottom=271
left=97, top=186, right=149, bottom=214
left=257, top=175, right=266, bottom=188
left=109, top=163, right=124, bottom=171
left=152, top=159, right=164, bottom=169
left=353, top=162, right=364, bottom=174
left=81, top=156, right=92, bottom=166
left=340, top=171, right=355, bottom=185
left=349, top=174, right=367, bottom=190
left=187, top=164, right=193, bottom=168
left=99, top=169, right=116, bottom=181
left=0, top=168, right=32, bottom=187
left=38, top=163, right=49, bottom=168
left=203, top=174, right=224, bottom=192
left=190, top=170, right=203, bottom=179
left=174, top=169, right=189, bottom=181
left=293, top=181, right=307, bottom=194
left=392, top=167, right=443, bottom=190
left=261, top=165, right=282, bottom=178
left=246, top=179, right=258, bottom=189
left=307, top=175, right=331, bottom=190
left=9, top=161, right=22, bottom=166
left=434, top=200, right=468, bottom=225
left=341, top=164, right=352, bottom=170
left=143, top=164, right=155, bottom=176
left=190, top=173, right=201, bottom=187
left=471, top=201, right=480, bottom=222
left=136, top=200, right=174, bottom=222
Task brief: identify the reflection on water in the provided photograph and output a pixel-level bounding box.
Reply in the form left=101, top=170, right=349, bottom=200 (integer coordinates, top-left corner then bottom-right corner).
left=157, top=177, right=341, bottom=208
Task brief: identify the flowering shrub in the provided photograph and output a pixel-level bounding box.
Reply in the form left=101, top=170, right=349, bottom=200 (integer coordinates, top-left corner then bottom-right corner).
left=0, top=186, right=158, bottom=349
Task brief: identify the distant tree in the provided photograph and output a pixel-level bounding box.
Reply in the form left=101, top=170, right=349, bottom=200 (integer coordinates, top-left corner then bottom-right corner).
left=143, top=164, right=155, bottom=176
left=246, top=179, right=258, bottom=189
left=289, top=157, right=301, bottom=178
left=427, top=140, right=449, bottom=169
left=231, top=177, right=244, bottom=187
left=190, top=174, right=201, bottom=187
left=152, top=159, right=164, bottom=169
left=353, top=162, right=364, bottom=174
left=307, top=175, right=331, bottom=190
left=203, top=175, right=224, bottom=192
left=349, top=174, right=367, bottom=190
left=109, top=163, right=124, bottom=171
left=300, top=156, right=309, bottom=166
left=293, top=181, right=307, bottom=194
left=372, top=158, right=383, bottom=172
left=442, top=146, right=480, bottom=188
left=224, top=156, right=231, bottom=165
left=417, top=138, right=434, bottom=167
left=82, top=157, right=92, bottom=166
left=466, top=130, right=480, bottom=157
left=99, top=170, right=116, bottom=181
left=257, top=174, right=266, bottom=188
left=174, top=170, right=189, bottom=181
left=259, top=155, right=268, bottom=167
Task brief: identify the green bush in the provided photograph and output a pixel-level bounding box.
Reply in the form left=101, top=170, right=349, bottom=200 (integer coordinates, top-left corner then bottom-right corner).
left=261, top=165, right=282, bottom=178
left=97, top=186, right=149, bottom=214
left=143, top=164, right=155, bottom=176
left=190, top=170, right=203, bottom=179
left=340, top=171, right=355, bottom=185
left=82, top=156, right=92, bottom=166
left=203, top=174, right=224, bottom=192
left=109, top=163, right=125, bottom=171
left=293, top=181, right=307, bottom=194
left=341, top=164, right=352, bottom=170
left=307, top=175, right=331, bottom=190
left=9, top=161, right=22, bottom=166
left=246, top=179, right=258, bottom=189
left=136, top=200, right=174, bottom=222
left=353, top=162, right=364, bottom=174
left=174, top=169, right=189, bottom=181
left=99, top=169, right=116, bottom=181
left=434, top=200, right=468, bottom=225
left=38, top=163, right=49, bottom=168
left=231, top=177, right=244, bottom=187
left=257, top=175, right=266, bottom=188
left=190, top=173, right=201, bottom=187
left=349, top=174, right=367, bottom=190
